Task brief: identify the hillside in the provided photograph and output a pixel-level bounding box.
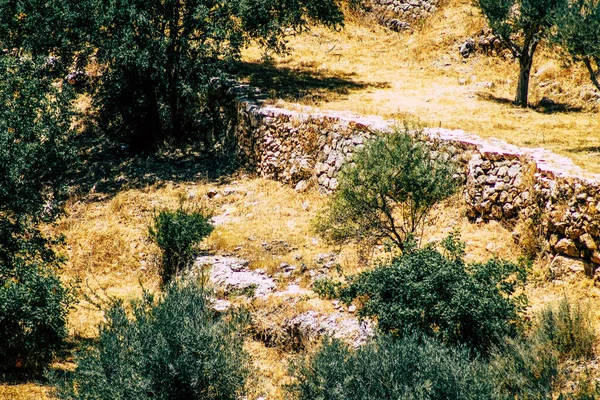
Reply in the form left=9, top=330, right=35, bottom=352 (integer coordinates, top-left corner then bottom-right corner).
left=3, top=0, right=600, bottom=398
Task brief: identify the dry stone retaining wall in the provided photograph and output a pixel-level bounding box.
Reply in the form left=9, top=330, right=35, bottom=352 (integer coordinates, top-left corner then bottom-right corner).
left=231, top=98, right=600, bottom=271
left=370, top=0, right=438, bottom=22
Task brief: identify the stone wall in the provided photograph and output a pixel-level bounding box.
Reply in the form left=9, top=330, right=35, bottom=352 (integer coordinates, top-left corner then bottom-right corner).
left=370, top=0, right=438, bottom=22
left=231, top=97, right=600, bottom=271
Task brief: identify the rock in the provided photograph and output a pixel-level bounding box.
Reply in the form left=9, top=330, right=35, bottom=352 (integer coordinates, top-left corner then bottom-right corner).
left=286, top=311, right=373, bottom=348
left=211, top=299, right=232, bottom=312
left=507, top=164, right=520, bottom=178
left=550, top=255, right=594, bottom=277
left=566, top=227, right=584, bottom=240
left=554, top=239, right=580, bottom=258
left=580, top=233, right=597, bottom=251
left=207, top=188, right=218, bottom=198
left=592, top=251, right=600, bottom=265
left=196, top=256, right=276, bottom=297
left=348, top=305, right=357, bottom=313
left=222, top=187, right=237, bottom=196
left=295, top=180, right=310, bottom=192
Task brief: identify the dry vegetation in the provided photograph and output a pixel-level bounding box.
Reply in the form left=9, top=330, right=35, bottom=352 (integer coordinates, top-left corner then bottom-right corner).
left=4, top=0, right=600, bottom=398
left=241, top=0, right=600, bottom=172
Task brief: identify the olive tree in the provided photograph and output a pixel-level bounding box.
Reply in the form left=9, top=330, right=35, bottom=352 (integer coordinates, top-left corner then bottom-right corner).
left=554, top=0, right=600, bottom=91
left=315, top=126, right=461, bottom=251
left=0, top=57, right=76, bottom=371
left=476, top=0, right=566, bottom=107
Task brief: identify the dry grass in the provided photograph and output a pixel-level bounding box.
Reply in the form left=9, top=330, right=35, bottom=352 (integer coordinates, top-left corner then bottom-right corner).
left=241, top=0, right=600, bottom=172
left=0, top=383, right=54, bottom=400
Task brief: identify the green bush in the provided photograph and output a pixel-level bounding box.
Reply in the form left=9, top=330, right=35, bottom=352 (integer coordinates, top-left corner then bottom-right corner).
left=315, top=125, right=461, bottom=252
left=534, top=297, right=596, bottom=361
left=56, top=281, right=250, bottom=400
left=312, top=277, right=343, bottom=299
left=148, top=207, right=214, bottom=285
left=491, top=298, right=596, bottom=399
left=0, top=259, right=73, bottom=372
left=289, top=333, right=494, bottom=400
left=491, top=337, right=559, bottom=400
left=340, top=234, right=528, bottom=352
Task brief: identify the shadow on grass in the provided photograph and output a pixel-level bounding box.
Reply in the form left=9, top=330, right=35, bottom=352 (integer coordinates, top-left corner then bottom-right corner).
left=476, top=92, right=584, bottom=113
left=70, top=62, right=390, bottom=202
left=68, top=130, right=243, bottom=203
left=233, top=61, right=390, bottom=104
left=567, top=145, right=600, bottom=154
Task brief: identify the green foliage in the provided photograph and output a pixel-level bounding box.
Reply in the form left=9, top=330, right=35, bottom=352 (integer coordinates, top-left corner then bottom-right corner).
left=491, top=337, right=559, bottom=400
left=0, top=57, right=75, bottom=265
left=312, top=277, right=343, bottom=299
left=148, top=207, right=214, bottom=285
left=0, top=259, right=73, bottom=372
left=77, top=0, right=343, bottom=150
left=534, top=297, right=596, bottom=361
left=553, top=0, right=600, bottom=91
left=315, top=126, right=460, bottom=252
left=56, top=281, right=250, bottom=400
left=491, top=297, right=596, bottom=399
left=0, top=57, right=76, bottom=372
left=289, top=333, right=494, bottom=400
left=340, top=234, right=528, bottom=352
left=476, top=0, right=566, bottom=106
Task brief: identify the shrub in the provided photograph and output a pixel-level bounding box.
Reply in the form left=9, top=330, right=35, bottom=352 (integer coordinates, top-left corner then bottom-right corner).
left=148, top=207, right=214, bottom=284
left=289, top=333, right=494, bottom=400
left=491, top=298, right=596, bottom=399
left=56, top=281, right=250, bottom=400
left=534, top=297, right=596, bottom=361
left=315, top=125, right=460, bottom=252
left=0, top=259, right=73, bottom=372
left=491, top=337, right=559, bottom=400
left=312, top=277, right=343, bottom=299
left=340, top=233, right=528, bottom=352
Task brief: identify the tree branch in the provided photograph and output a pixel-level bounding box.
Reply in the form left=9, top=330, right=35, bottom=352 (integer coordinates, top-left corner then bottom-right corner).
left=584, top=56, right=600, bottom=91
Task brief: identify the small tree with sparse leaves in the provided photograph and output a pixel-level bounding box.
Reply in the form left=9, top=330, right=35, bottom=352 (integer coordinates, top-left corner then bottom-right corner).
left=315, top=125, right=461, bottom=252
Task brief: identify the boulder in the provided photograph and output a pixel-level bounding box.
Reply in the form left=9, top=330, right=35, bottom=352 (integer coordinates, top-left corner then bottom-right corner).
left=550, top=255, right=594, bottom=277
left=554, top=238, right=579, bottom=257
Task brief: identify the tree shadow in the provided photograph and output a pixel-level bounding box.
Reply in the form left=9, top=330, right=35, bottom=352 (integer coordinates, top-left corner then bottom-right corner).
left=233, top=61, right=390, bottom=104
left=70, top=62, right=390, bottom=202
left=476, top=92, right=584, bottom=113
left=475, top=92, right=515, bottom=106
left=532, top=98, right=583, bottom=114
left=68, top=132, right=242, bottom=203
left=566, top=145, right=600, bottom=154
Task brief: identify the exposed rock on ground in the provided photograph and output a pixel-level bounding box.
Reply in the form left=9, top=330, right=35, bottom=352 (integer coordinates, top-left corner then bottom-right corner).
left=286, top=311, right=374, bottom=348
left=195, top=255, right=276, bottom=297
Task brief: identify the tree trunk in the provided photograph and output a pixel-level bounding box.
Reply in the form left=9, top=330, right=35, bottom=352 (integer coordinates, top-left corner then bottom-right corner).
left=514, top=37, right=538, bottom=108
left=146, top=82, right=163, bottom=150
left=583, top=56, right=600, bottom=92
left=166, top=0, right=181, bottom=141
left=515, top=52, right=533, bottom=107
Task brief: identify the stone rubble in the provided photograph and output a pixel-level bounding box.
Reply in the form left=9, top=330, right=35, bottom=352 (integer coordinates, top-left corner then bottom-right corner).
left=286, top=311, right=374, bottom=348
left=195, top=255, right=276, bottom=297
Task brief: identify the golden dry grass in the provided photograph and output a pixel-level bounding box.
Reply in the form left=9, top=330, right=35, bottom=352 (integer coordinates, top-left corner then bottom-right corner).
left=241, top=0, right=600, bottom=172
left=0, top=383, right=54, bottom=400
